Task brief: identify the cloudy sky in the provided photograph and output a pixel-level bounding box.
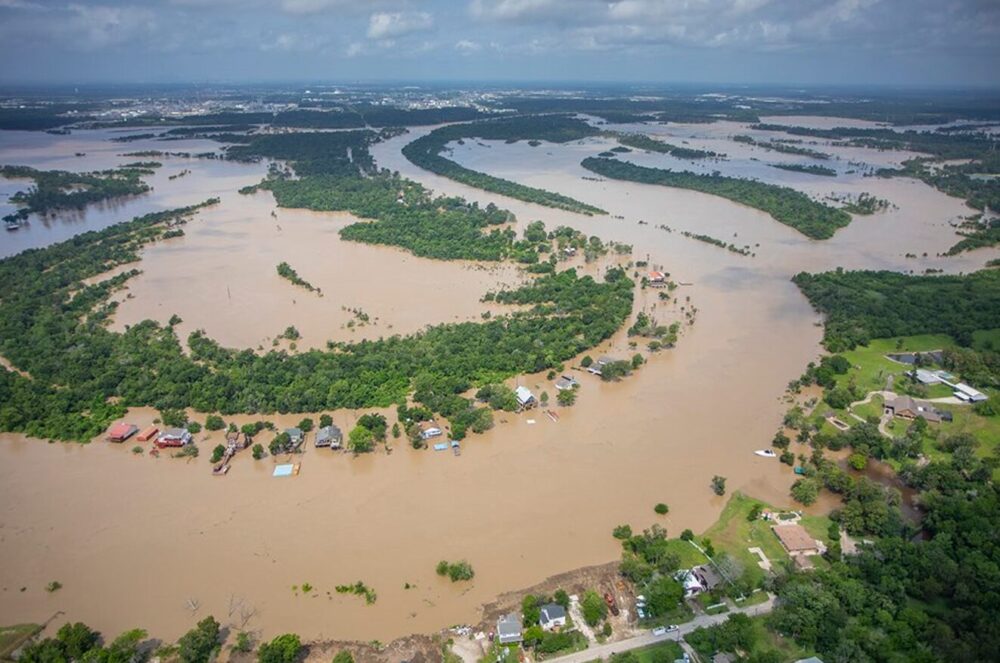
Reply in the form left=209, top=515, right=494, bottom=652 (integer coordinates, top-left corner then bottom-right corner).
left=1, top=0, right=998, bottom=86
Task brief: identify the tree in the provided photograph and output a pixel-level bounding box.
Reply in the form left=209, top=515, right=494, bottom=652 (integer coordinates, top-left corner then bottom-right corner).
left=331, top=653, right=354, bottom=663
left=210, top=444, right=225, bottom=463
left=319, top=413, right=333, bottom=428
left=791, top=478, right=820, bottom=506
left=654, top=503, right=669, bottom=515
left=348, top=425, right=374, bottom=453
left=252, top=443, right=264, bottom=460
left=581, top=590, right=607, bottom=626
left=631, top=353, right=644, bottom=369
left=612, top=524, right=633, bottom=539
left=772, top=431, right=790, bottom=449
left=680, top=529, right=694, bottom=541
left=177, top=616, right=220, bottom=663
left=540, top=391, right=549, bottom=405
left=646, top=576, right=683, bottom=616
left=297, top=417, right=314, bottom=432
left=522, top=594, right=541, bottom=625
left=581, top=355, right=593, bottom=368
left=557, top=389, right=577, bottom=406
left=554, top=589, right=570, bottom=609
left=747, top=503, right=763, bottom=521
left=257, top=634, right=301, bottom=663
left=56, top=623, right=99, bottom=660
left=711, top=475, right=727, bottom=496
left=204, top=415, right=225, bottom=431
left=188, top=422, right=202, bottom=434
left=391, top=422, right=400, bottom=438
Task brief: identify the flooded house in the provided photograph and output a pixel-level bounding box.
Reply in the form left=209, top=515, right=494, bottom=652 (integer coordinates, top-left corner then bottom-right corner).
left=515, top=386, right=536, bottom=410
left=155, top=428, right=192, bottom=448
left=419, top=421, right=443, bottom=440
left=554, top=375, right=578, bottom=391
left=586, top=356, right=620, bottom=376
left=496, top=613, right=523, bottom=644
left=648, top=270, right=667, bottom=287
left=106, top=422, right=138, bottom=443
left=285, top=427, right=305, bottom=450
left=315, top=424, right=343, bottom=449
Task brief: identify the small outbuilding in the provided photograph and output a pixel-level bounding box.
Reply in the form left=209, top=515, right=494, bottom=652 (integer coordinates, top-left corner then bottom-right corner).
left=419, top=421, right=443, bottom=440
left=136, top=426, right=159, bottom=442
left=554, top=375, right=578, bottom=391
left=515, top=386, right=536, bottom=410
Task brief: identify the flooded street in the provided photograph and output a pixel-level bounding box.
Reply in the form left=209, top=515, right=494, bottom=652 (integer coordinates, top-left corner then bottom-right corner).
left=1, top=122, right=997, bottom=643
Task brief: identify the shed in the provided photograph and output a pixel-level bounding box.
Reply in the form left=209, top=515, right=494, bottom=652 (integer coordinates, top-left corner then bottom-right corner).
left=136, top=426, right=159, bottom=442
left=954, top=383, right=987, bottom=402
left=107, top=422, right=138, bottom=443
left=315, top=425, right=343, bottom=449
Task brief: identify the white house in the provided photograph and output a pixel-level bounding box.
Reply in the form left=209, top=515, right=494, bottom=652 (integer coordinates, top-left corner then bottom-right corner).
left=515, top=386, right=536, bottom=409
left=539, top=603, right=567, bottom=631
left=419, top=421, right=443, bottom=440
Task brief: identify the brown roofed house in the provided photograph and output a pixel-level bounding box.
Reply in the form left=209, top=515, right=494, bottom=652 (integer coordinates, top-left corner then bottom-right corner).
left=773, top=524, right=822, bottom=557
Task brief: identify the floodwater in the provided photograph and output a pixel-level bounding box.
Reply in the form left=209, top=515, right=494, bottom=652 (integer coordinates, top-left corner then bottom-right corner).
left=1, top=121, right=998, bottom=644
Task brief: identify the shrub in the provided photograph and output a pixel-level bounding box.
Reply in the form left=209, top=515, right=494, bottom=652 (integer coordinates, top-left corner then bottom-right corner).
left=581, top=590, right=607, bottom=626
left=711, top=475, right=727, bottom=496
left=205, top=415, right=225, bottom=431
left=257, top=634, right=301, bottom=663
left=252, top=443, right=264, bottom=460
left=177, top=616, right=220, bottom=663
left=210, top=445, right=225, bottom=463
left=612, top=524, right=633, bottom=539
left=654, top=503, right=669, bottom=515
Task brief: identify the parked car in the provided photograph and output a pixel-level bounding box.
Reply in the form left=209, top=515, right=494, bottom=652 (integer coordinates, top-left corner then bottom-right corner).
left=651, top=626, right=667, bottom=636
left=667, top=624, right=679, bottom=632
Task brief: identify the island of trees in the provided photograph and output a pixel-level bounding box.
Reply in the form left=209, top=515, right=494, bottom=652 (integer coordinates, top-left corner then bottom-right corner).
left=401, top=115, right=606, bottom=215
left=581, top=156, right=851, bottom=240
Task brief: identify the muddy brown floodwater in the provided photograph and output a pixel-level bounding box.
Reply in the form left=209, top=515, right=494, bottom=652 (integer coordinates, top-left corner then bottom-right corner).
left=0, top=121, right=998, bottom=645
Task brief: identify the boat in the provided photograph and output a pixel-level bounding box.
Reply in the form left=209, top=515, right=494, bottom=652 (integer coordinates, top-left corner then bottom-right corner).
left=754, top=449, right=777, bottom=458
left=794, top=466, right=807, bottom=475
left=212, top=463, right=229, bottom=476
left=451, top=440, right=461, bottom=456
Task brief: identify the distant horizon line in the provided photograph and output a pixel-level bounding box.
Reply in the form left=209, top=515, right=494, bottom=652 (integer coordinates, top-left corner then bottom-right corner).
left=1, top=79, right=999, bottom=93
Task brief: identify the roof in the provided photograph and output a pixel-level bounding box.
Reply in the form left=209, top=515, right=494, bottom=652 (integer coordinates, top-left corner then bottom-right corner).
left=554, top=376, right=577, bottom=390
left=914, top=368, right=940, bottom=384
left=695, top=564, right=723, bottom=588
left=497, top=613, right=522, bottom=636
left=539, top=603, right=566, bottom=623
left=161, top=427, right=189, bottom=438
left=648, top=271, right=665, bottom=280
left=887, top=395, right=942, bottom=422
left=285, top=427, right=303, bottom=438
left=955, top=383, right=986, bottom=399
left=316, top=425, right=342, bottom=441
left=515, top=385, right=535, bottom=404
left=794, top=658, right=825, bottom=663
left=107, top=422, right=137, bottom=438
left=773, top=524, right=819, bottom=553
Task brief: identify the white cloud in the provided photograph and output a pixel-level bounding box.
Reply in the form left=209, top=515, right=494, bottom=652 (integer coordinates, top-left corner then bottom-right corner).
left=455, top=39, right=481, bottom=53
left=367, top=10, right=433, bottom=40
left=64, top=4, right=157, bottom=49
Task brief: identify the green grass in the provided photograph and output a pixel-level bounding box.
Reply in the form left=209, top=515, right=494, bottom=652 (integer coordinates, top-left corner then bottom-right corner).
left=0, top=624, right=41, bottom=659
left=750, top=616, right=813, bottom=662
left=664, top=539, right=710, bottom=568
left=799, top=513, right=835, bottom=542
left=735, top=590, right=770, bottom=607
left=629, top=640, right=684, bottom=663
left=701, top=493, right=791, bottom=586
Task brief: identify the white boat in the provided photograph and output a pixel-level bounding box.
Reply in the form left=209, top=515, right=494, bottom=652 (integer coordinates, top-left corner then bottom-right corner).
left=754, top=449, right=777, bottom=458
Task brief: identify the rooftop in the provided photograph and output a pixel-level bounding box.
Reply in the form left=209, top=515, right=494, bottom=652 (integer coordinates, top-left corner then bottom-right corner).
left=772, top=524, right=818, bottom=553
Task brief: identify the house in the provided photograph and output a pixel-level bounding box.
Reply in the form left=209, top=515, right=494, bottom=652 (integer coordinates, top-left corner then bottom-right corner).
left=515, top=386, right=536, bottom=410
left=419, top=421, right=443, bottom=440
left=772, top=524, right=823, bottom=557
left=648, top=271, right=667, bottom=287
left=106, top=422, right=138, bottom=443
left=554, top=375, right=579, bottom=391
left=285, top=427, right=304, bottom=449
left=884, top=395, right=945, bottom=424
left=315, top=424, right=343, bottom=449
left=954, top=383, right=987, bottom=403
left=586, top=356, right=620, bottom=376
left=694, top=564, right=724, bottom=590
left=136, top=426, right=159, bottom=442
left=538, top=603, right=567, bottom=631
left=156, top=428, right=192, bottom=448
left=496, top=613, right=522, bottom=644
left=677, top=570, right=705, bottom=598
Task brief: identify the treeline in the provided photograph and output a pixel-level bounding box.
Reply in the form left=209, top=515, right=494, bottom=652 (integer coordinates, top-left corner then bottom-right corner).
left=610, top=132, right=721, bottom=159
left=771, top=163, right=837, bottom=177
left=792, top=268, right=1000, bottom=350
left=732, top=134, right=831, bottom=160
left=1, top=164, right=152, bottom=220
left=401, top=115, right=606, bottom=215
left=224, top=130, right=381, bottom=177
left=0, top=199, right=633, bottom=441
left=887, top=155, right=1000, bottom=215
left=581, top=156, right=851, bottom=239
left=276, top=262, right=319, bottom=294
left=945, top=217, right=1000, bottom=255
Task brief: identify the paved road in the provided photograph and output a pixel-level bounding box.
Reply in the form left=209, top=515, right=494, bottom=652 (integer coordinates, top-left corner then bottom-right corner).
left=545, top=596, right=775, bottom=663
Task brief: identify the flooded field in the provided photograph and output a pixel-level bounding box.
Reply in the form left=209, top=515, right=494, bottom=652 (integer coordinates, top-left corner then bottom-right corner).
left=1, top=121, right=998, bottom=644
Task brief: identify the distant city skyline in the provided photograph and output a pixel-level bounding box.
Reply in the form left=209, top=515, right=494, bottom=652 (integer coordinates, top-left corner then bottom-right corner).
left=1, top=0, right=998, bottom=87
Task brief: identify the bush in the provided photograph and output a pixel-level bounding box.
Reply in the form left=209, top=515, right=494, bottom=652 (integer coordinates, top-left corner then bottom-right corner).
left=557, top=388, right=577, bottom=406
left=233, top=632, right=253, bottom=654
left=252, top=443, right=264, bottom=460
left=188, top=421, right=202, bottom=434
left=436, top=560, right=475, bottom=582
left=612, top=524, right=633, bottom=539
left=210, top=445, right=225, bottom=463
left=177, top=616, right=220, bottom=663
left=319, top=414, right=333, bottom=428
left=205, top=415, right=225, bottom=431
left=581, top=355, right=593, bottom=368
left=680, top=529, right=694, bottom=541
left=257, top=634, right=301, bottom=663
left=331, top=653, right=354, bottom=663
left=298, top=417, right=314, bottom=432
left=711, top=475, right=727, bottom=496
left=791, top=478, right=820, bottom=506
left=581, top=590, right=607, bottom=626
left=654, top=503, right=669, bottom=515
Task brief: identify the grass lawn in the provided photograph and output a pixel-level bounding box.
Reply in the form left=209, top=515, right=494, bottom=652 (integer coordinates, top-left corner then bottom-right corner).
left=664, top=539, right=709, bottom=568
left=750, top=615, right=813, bottom=662
left=701, top=493, right=790, bottom=585
left=628, top=640, right=684, bottom=663
left=735, top=590, right=770, bottom=607
left=799, top=513, right=834, bottom=542
left=0, top=624, right=41, bottom=659
left=833, top=334, right=955, bottom=395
